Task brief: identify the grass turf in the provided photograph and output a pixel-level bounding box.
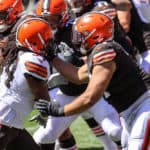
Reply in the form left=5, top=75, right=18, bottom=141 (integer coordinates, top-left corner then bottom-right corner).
left=24, top=111, right=104, bottom=150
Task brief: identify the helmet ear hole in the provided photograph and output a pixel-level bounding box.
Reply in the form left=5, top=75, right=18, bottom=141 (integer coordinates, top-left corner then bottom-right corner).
left=32, top=42, right=37, bottom=46
left=93, top=36, right=99, bottom=40
left=14, top=11, right=19, bottom=16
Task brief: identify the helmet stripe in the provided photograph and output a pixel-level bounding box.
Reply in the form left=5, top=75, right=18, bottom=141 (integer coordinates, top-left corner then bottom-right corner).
left=38, top=33, right=45, bottom=46
left=42, top=0, right=51, bottom=13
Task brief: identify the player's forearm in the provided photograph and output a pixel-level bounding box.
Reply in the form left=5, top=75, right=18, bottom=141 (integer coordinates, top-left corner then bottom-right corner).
left=25, top=74, right=50, bottom=101
left=52, top=57, right=88, bottom=84
left=64, top=93, right=97, bottom=116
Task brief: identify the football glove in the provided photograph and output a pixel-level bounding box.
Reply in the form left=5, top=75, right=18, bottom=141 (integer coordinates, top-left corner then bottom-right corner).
left=58, top=42, right=74, bottom=53
left=29, top=113, right=47, bottom=127
left=35, top=99, right=65, bottom=117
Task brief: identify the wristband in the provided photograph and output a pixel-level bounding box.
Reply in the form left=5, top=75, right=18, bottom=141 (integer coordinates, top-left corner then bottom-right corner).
left=58, top=106, right=65, bottom=116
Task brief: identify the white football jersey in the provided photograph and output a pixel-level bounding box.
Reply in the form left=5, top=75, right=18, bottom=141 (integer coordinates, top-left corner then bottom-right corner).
left=0, top=51, right=51, bottom=129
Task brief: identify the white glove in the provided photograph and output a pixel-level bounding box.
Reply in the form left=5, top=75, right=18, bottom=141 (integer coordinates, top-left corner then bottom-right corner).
left=58, top=42, right=73, bottom=53
left=29, top=113, right=47, bottom=127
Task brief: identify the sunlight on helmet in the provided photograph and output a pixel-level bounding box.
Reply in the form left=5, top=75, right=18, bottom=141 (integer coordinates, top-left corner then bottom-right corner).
left=16, top=17, right=54, bottom=56
left=72, top=12, right=114, bottom=55
left=36, top=0, right=68, bottom=28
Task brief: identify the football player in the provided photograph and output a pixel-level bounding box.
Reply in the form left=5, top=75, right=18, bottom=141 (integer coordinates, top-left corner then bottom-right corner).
left=36, top=12, right=150, bottom=150
left=0, top=17, right=54, bottom=150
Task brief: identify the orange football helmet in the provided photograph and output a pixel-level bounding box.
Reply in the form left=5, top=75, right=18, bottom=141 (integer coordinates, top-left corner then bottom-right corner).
left=72, top=12, right=114, bottom=55
left=16, top=17, right=54, bottom=56
left=36, top=0, right=68, bottom=27
left=0, top=0, right=23, bottom=24
left=36, top=0, right=67, bottom=15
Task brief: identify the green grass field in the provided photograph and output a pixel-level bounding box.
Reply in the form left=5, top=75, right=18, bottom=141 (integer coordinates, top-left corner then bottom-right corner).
left=25, top=111, right=104, bottom=150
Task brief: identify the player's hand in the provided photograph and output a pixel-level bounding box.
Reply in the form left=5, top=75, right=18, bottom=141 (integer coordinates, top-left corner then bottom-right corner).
left=35, top=99, right=65, bottom=117
left=29, top=113, right=47, bottom=127
left=45, top=40, right=57, bottom=61
left=58, top=42, right=73, bottom=53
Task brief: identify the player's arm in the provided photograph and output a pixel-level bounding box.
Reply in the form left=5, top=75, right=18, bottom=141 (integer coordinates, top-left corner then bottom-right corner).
left=25, top=72, right=50, bottom=126
left=117, top=9, right=131, bottom=33
left=25, top=74, right=50, bottom=101
left=52, top=57, right=89, bottom=84
left=35, top=47, right=117, bottom=116
left=63, top=60, right=116, bottom=115
left=22, top=54, right=51, bottom=101
left=35, top=60, right=116, bottom=116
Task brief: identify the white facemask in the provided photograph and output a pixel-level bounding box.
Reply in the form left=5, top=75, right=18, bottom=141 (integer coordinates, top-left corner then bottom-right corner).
left=0, top=24, right=10, bottom=33
left=71, top=7, right=83, bottom=13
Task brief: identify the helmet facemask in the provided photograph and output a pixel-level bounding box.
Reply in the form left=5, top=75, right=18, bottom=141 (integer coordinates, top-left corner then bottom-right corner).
left=72, top=29, right=95, bottom=55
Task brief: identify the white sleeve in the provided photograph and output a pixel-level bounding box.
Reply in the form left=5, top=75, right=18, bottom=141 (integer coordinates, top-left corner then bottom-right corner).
left=19, top=52, right=51, bottom=81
